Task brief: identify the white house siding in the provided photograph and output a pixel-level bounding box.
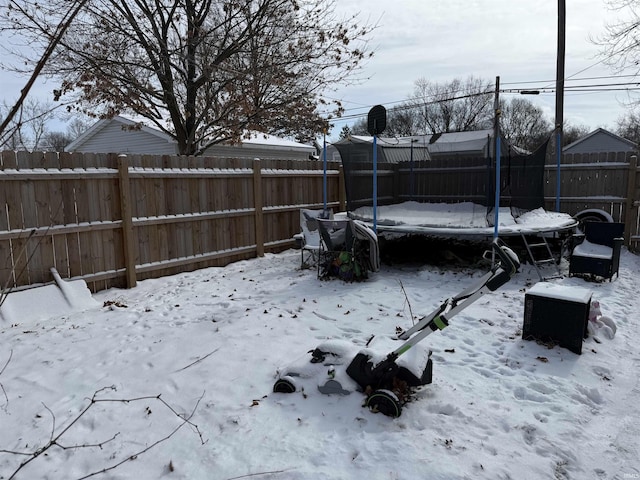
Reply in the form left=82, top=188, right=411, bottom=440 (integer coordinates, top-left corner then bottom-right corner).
left=563, top=130, right=636, bottom=154
left=73, top=121, right=178, bottom=155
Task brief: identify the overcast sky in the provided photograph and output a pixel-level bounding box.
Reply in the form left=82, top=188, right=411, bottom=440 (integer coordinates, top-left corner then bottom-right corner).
left=326, top=0, right=636, bottom=138
left=1, top=0, right=635, bottom=140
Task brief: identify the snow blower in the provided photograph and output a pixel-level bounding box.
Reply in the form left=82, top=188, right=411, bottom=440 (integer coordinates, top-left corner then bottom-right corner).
left=273, top=238, right=520, bottom=417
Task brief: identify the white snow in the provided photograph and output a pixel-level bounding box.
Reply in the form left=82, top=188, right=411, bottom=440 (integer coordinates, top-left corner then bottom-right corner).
left=527, top=282, right=593, bottom=304
left=1, top=245, right=640, bottom=479
left=350, top=202, right=577, bottom=235
left=573, top=240, right=614, bottom=260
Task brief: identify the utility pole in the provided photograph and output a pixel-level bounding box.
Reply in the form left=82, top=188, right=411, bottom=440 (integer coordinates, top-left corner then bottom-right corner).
left=555, top=0, right=566, bottom=212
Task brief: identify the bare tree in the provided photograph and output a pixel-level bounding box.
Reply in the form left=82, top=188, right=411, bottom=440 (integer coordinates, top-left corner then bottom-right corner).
left=616, top=108, right=640, bottom=145
left=563, top=122, right=591, bottom=146
left=0, top=0, right=89, bottom=145
left=596, top=0, right=640, bottom=77
left=65, top=116, right=92, bottom=140
left=410, top=76, right=493, bottom=134
left=384, top=107, right=420, bottom=137
left=499, top=97, right=552, bottom=151
left=43, top=131, right=73, bottom=152
left=1, top=98, right=56, bottom=151
left=3, top=0, right=374, bottom=155
left=347, top=117, right=369, bottom=136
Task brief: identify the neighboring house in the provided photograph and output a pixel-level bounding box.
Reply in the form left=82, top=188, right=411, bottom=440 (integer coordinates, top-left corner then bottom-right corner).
left=563, top=128, right=637, bottom=154
left=418, top=129, right=497, bottom=158
left=328, top=135, right=432, bottom=164
left=65, top=115, right=316, bottom=160
left=328, top=129, right=516, bottom=163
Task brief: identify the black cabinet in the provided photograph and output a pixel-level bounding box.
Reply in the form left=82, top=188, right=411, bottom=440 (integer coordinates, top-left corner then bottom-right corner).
left=523, top=283, right=592, bottom=355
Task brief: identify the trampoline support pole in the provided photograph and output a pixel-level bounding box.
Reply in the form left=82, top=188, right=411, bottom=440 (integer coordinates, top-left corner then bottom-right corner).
left=373, top=135, right=378, bottom=233
left=493, top=135, right=501, bottom=240
left=323, top=131, right=327, bottom=211
left=493, top=76, right=501, bottom=241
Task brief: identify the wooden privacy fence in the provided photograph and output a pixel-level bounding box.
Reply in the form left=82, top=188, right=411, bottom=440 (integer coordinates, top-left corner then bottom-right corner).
left=1, top=149, right=638, bottom=294
left=543, top=152, right=640, bottom=250
left=0, top=151, right=345, bottom=293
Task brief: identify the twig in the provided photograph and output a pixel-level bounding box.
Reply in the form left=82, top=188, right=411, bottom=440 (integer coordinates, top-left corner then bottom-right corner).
left=0, top=229, right=36, bottom=308
left=0, top=350, right=12, bottom=377
left=174, top=347, right=221, bottom=373
left=226, top=469, right=295, bottom=480
left=77, top=391, right=206, bottom=480
left=0, top=349, right=12, bottom=411
left=0, top=197, right=64, bottom=308
left=397, top=280, right=416, bottom=326
left=1, top=386, right=206, bottom=480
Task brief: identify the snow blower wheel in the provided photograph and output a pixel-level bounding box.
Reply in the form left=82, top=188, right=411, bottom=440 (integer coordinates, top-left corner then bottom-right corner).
left=273, top=376, right=296, bottom=393
left=366, top=389, right=402, bottom=417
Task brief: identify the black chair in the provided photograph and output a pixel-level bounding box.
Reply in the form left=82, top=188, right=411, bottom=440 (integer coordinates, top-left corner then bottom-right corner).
left=569, top=221, right=624, bottom=281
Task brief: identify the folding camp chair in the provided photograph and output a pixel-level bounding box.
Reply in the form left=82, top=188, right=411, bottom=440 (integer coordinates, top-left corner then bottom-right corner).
left=295, top=208, right=333, bottom=269
left=316, top=218, right=365, bottom=281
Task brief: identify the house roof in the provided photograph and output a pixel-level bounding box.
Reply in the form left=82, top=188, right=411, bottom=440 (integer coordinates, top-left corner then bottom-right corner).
left=331, top=135, right=432, bottom=163
left=234, top=132, right=315, bottom=153
left=563, top=128, right=637, bottom=153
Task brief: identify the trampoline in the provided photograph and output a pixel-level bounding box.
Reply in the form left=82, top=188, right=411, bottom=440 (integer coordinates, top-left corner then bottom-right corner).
left=333, top=135, right=578, bottom=241
left=347, top=202, right=577, bottom=240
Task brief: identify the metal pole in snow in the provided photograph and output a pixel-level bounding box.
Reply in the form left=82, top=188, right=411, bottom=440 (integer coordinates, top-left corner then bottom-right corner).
left=493, top=76, right=501, bottom=241
left=323, top=130, right=327, bottom=211
left=555, top=0, right=566, bottom=212
left=373, top=134, right=378, bottom=233
left=410, top=139, right=415, bottom=200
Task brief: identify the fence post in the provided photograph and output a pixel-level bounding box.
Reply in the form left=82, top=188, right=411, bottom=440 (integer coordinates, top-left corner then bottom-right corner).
left=339, top=165, right=346, bottom=212
left=117, top=154, right=137, bottom=288
left=253, top=158, right=265, bottom=257
left=624, top=155, right=638, bottom=248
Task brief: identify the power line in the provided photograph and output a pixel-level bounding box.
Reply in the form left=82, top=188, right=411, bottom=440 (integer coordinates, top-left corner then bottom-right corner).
left=323, top=74, right=640, bottom=122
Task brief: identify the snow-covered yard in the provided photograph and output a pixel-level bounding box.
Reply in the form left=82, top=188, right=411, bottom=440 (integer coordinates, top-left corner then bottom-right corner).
left=1, top=245, right=639, bottom=479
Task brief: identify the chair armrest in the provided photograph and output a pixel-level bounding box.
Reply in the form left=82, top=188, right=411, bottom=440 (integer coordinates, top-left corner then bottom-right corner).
left=612, top=237, right=624, bottom=277
left=613, top=237, right=624, bottom=252
left=570, top=232, right=585, bottom=251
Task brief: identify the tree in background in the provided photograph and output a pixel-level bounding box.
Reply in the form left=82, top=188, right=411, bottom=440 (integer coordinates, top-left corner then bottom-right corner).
left=597, top=0, right=640, bottom=77
left=411, top=76, right=494, bottom=133
left=616, top=109, right=640, bottom=145
left=343, top=79, right=555, bottom=149
left=499, top=97, right=552, bottom=151
left=338, top=125, right=352, bottom=140
left=341, top=77, right=495, bottom=138
left=383, top=107, right=420, bottom=137
left=3, top=0, right=374, bottom=155
left=1, top=98, right=56, bottom=151
left=42, top=131, right=74, bottom=152
left=65, top=116, right=92, bottom=141
left=562, top=123, right=591, bottom=146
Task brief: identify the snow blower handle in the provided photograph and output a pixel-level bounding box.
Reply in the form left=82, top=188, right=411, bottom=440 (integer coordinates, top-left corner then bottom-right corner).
left=486, top=238, right=520, bottom=291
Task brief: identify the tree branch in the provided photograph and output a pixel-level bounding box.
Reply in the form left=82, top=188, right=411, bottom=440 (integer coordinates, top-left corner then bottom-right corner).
left=1, top=387, right=206, bottom=480
left=0, top=0, right=90, bottom=141
left=0, top=349, right=12, bottom=412
left=173, top=347, right=220, bottom=373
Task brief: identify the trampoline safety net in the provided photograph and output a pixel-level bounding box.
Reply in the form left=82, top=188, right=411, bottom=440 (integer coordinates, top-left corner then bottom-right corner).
left=335, top=137, right=549, bottom=223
